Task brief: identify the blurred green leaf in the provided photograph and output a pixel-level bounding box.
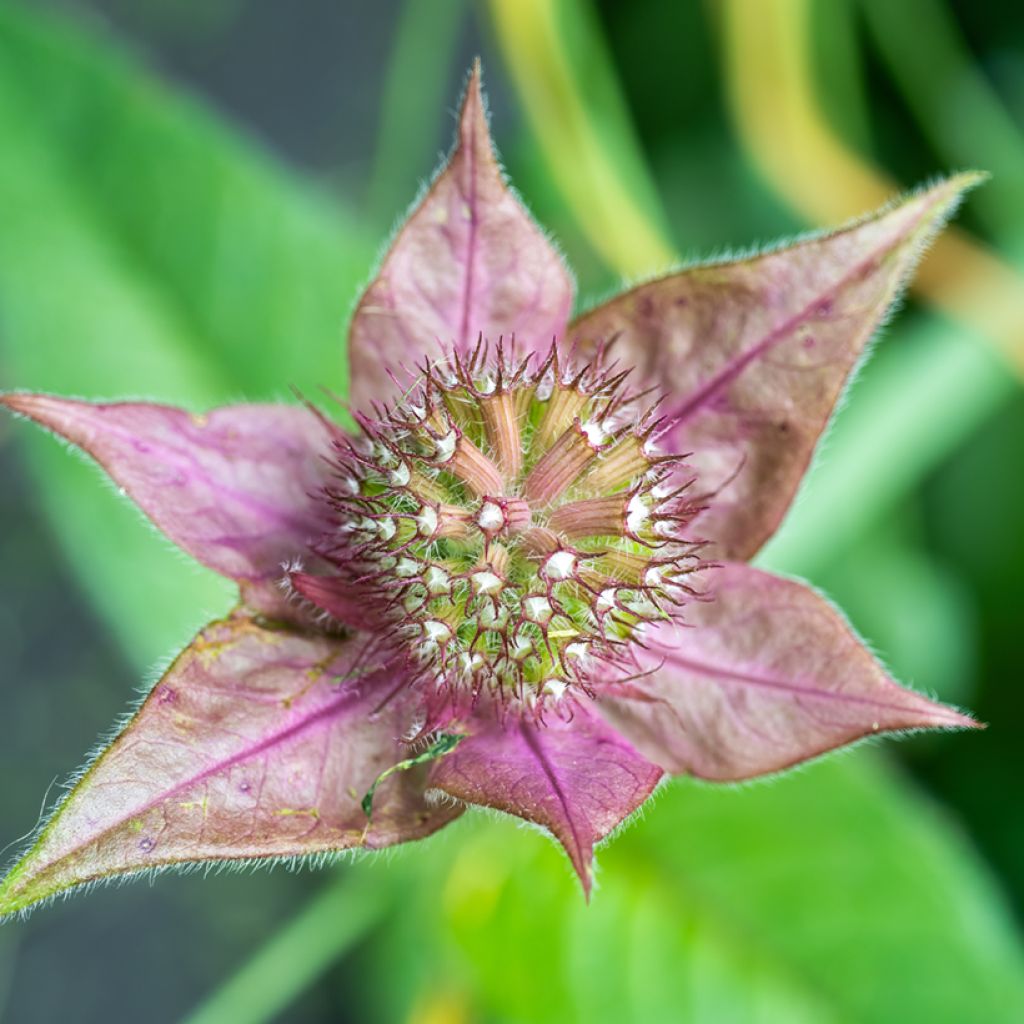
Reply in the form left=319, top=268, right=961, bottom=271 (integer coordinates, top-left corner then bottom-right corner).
left=0, top=4, right=375, bottom=396
left=365, top=0, right=468, bottom=227
left=0, top=4, right=374, bottom=665
left=182, top=871, right=396, bottom=1024
left=487, top=0, right=676, bottom=278
left=0, top=928, right=17, bottom=1022
left=809, top=0, right=874, bottom=158
left=819, top=518, right=977, bottom=707
left=403, top=753, right=1024, bottom=1024
left=862, top=0, right=1024, bottom=251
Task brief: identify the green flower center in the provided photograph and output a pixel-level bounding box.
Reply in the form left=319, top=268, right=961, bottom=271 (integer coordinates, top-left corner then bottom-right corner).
left=332, top=346, right=699, bottom=705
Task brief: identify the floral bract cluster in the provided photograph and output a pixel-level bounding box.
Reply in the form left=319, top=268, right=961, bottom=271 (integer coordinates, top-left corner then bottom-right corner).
left=0, top=65, right=977, bottom=912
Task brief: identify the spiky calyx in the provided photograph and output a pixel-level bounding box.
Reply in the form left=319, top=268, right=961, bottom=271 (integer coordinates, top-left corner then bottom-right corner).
left=315, top=343, right=703, bottom=711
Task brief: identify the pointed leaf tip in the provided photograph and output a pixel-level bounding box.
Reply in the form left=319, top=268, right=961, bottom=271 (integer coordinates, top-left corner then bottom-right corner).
left=571, top=177, right=979, bottom=560
left=348, top=65, right=573, bottom=409
left=466, top=55, right=484, bottom=96
left=431, top=707, right=662, bottom=895
left=1, top=391, right=27, bottom=411
left=0, top=394, right=336, bottom=583
left=600, top=564, right=980, bottom=781
left=0, top=617, right=460, bottom=915
left=941, top=168, right=989, bottom=194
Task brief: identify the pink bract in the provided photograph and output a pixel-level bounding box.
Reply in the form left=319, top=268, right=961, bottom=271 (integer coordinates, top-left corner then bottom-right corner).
left=0, top=64, right=980, bottom=912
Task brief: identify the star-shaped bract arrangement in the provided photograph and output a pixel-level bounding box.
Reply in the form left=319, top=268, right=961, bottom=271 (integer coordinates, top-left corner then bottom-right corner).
left=0, top=65, right=979, bottom=912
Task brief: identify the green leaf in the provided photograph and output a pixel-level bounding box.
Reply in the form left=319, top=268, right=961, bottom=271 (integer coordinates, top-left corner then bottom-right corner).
left=862, top=0, right=1024, bottom=248
left=0, top=4, right=374, bottom=664
left=180, top=871, right=398, bottom=1024
left=404, top=752, right=1024, bottom=1024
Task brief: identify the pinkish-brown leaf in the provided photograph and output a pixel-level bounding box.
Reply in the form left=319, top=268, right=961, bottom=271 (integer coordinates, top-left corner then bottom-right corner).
left=1, top=394, right=336, bottom=582
left=599, top=562, right=979, bottom=782
left=570, top=175, right=981, bottom=560
left=348, top=62, right=573, bottom=409
left=0, top=616, right=460, bottom=916
left=430, top=704, right=661, bottom=895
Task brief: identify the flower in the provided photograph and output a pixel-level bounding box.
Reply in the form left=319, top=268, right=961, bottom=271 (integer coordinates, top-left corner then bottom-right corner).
left=0, top=64, right=979, bottom=912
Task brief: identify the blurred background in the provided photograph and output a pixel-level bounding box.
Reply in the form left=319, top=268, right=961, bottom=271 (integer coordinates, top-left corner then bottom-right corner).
left=0, top=0, right=1022, bottom=1021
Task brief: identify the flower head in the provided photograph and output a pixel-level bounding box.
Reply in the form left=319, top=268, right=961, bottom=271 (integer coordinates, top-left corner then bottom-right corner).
left=302, top=340, right=702, bottom=718
left=0, top=63, right=980, bottom=911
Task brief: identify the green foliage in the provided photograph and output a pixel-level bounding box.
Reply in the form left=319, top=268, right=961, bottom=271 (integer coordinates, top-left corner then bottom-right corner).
left=0, top=4, right=374, bottom=662
left=377, top=754, right=1024, bottom=1024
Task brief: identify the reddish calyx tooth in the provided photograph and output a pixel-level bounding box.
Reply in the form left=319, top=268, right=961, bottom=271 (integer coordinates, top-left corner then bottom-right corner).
left=523, top=418, right=609, bottom=506
left=547, top=493, right=631, bottom=540
left=535, top=371, right=591, bottom=449
left=450, top=435, right=505, bottom=497
left=581, top=434, right=650, bottom=493
left=480, top=392, right=522, bottom=480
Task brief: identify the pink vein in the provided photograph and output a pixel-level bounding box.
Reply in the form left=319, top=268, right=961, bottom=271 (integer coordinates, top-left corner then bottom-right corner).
left=39, top=685, right=367, bottom=872
left=659, top=649, right=962, bottom=720
left=457, top=97, right=479, bottom=349
left=670, top=201, right=937, bottom=425
left=62, top=403, right=324, bottom=535
left=519, top=722, right=585, bottom=868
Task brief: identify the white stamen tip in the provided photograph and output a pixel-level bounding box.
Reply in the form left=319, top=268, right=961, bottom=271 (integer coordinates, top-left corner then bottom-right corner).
left=479, top=604, right=508, bottom=628
left=580, top=420, right=609, bottom=447
left=472, top=571, right=503, bottom=596
left=458, top=651, right=484, bottom=674
left=423, top=620, right=452, bottom=643
left=388, top=461, right=411, bottom=487
left=477, top=501, right=505, bottom=532
left=524, top=596, right=553, bottom=623
left=543, top=679, right=568, bottom=700
left=511, top=637, right=535, bottom=661
left=396, top=557, right=421, bottom=578
left=543, top=550, right=577, bottom=581
left=417, top=506, right=438, bottom=536
left=424, top=565, right=451, bottom=594
left=565, top=642, right=590, bottom=665
left=626, top=493, right=649, bottom=534
left=433, top=431, right=457, bottom=462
